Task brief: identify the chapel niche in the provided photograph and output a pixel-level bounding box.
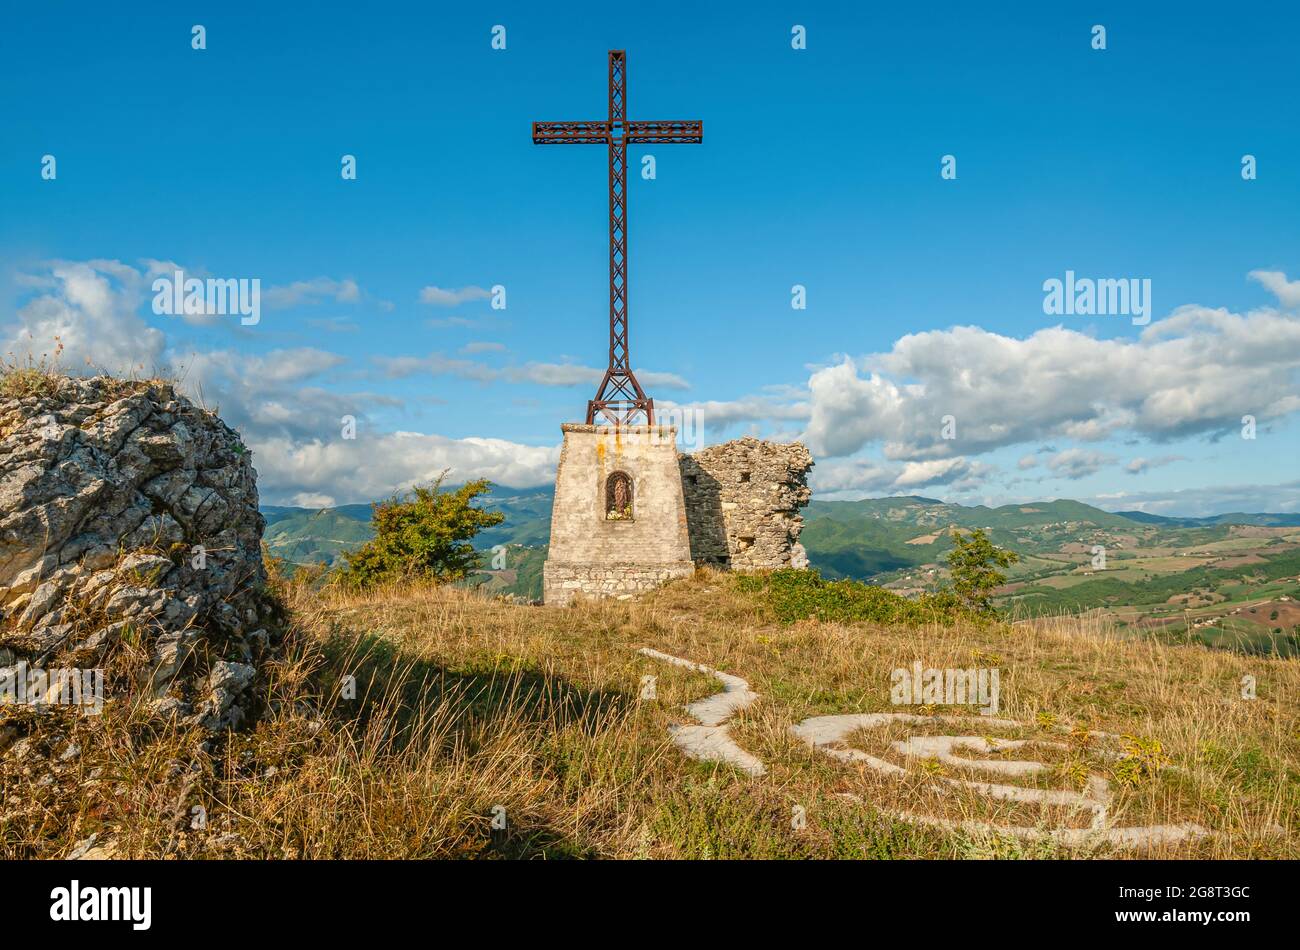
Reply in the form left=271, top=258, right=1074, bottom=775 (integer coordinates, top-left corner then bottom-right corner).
left=605, top=471, right=634, bottom=521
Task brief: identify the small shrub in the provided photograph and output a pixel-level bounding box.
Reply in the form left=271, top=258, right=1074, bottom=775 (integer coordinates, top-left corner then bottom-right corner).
left=340, top=474, right=504, bottom=588
left=1113, top=734, right=1171, bottom=788
left=945, top=529, right=1019, bottom=615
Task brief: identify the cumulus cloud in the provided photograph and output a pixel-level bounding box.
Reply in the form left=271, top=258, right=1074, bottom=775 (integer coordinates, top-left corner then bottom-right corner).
left=251, top=432, right=559, bottom=506
left=10, top=260, right=1299, bottom=509
left=419, top=285, right=491, bottom=306
left=2, top=260, right=165, bottom=373
left=811, top=455, right=989, bottom=497
left=3, top=260, right=555, bottom=504
left=657, top=395, right=811, bottom=434
left=800, top=300, right=1300, bottom=460
left=895, top=456, right=974, bottom=487
left=172, top=347, right=395, bottom=446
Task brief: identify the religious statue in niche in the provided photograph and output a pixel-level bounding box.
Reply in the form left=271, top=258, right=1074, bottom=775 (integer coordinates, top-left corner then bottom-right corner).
left=605, top=471, right=634, bottom=521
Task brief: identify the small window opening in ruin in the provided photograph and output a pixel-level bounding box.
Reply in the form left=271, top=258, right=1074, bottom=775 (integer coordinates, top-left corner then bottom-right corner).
left=737, top=536, right=755, bottom=551
left=605, top=471, right=634, bottom=521
left=739, top=472, right=751, bottom=483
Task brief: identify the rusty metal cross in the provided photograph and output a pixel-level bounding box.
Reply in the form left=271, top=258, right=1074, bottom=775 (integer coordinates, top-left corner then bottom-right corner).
left=533, top=50, right=702, bottom=426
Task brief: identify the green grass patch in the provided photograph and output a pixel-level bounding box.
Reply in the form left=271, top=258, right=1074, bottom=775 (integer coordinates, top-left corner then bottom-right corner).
left=737, top=569, right=970, bottom=625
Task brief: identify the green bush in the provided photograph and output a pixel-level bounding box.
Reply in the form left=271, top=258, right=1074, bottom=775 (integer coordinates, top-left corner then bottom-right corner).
left=340, top=475, right=504, bottom=588
left=946, top=528, right=1018, bottom=615
left=737, top=569, right=966, bottom=625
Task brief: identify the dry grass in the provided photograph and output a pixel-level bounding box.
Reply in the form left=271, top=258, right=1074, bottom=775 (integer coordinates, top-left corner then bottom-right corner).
left=0, top=345, right=66, bottom=400
left=3, top=570, right=1296, bottom=859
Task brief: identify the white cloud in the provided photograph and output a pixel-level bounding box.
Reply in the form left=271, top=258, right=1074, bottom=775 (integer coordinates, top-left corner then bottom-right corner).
left=419, top=285, right=491, bottom=306
left=800, top=298, right=1300, bottom=460
left=3, top=260, right=565, bottom=504
left=1125, top=454, right=1185, bottom=475
left=811, top=459, right=896, bottom=494
left=290, top=492, right=338, bottom=508
left=1248, top=270, right=1300, bottom=309
left=10, top=260, right=1300, bottom=509
left=461, top=341, right=506, bottom=354
left=811, top=455, right=988, bottom=497
left=1043, top=448, right=1116, bottom=480
left=895, top=456, right=973, bottom=487
left=263, top=278, right=360, bottom=310
left=251, top=432, right=559, bottom=504
left=658, top=395, right=811, bottom=434
left=2, top=260, right=165, bottom=374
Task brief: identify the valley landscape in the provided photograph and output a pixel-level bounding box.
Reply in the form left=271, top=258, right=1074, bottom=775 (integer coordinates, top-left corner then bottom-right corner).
left=264, top=489, right=1300, bottom=658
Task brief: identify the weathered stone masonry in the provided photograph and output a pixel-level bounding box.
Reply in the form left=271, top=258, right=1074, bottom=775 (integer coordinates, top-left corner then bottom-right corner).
left=543, top=426, right=813, bottom=605
left=543, top=424, right=695, bottom=606
left=680, top=437, right=813, bottom=571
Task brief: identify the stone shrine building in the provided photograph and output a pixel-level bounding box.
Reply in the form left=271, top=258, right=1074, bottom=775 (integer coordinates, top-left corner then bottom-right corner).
left=543, top=427, right=814, bottom=605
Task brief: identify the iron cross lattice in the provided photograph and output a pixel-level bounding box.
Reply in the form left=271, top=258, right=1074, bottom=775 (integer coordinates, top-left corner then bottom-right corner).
left=533, top=50, right=702, bottom=426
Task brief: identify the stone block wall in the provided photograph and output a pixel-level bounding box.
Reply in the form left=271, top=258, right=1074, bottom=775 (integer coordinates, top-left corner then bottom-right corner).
left=679, top=437, right=814, bottom=571
left=543, top=424, right=695, bottom=605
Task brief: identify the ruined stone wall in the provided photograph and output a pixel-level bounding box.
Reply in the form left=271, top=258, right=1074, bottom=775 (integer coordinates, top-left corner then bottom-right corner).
left=679, top=438, right=813, bottom=571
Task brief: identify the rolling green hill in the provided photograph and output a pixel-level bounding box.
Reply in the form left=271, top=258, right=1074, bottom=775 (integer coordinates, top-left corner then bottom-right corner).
left=800, top=495, right=1142, bottom=580
left=262, top=505, right=375, bottom=566
left=260, top=488, right=1300, bottom=649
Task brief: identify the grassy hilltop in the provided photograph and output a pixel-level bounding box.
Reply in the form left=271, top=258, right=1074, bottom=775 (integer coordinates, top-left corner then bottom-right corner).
left=10, top=569, right=1295, bottom=859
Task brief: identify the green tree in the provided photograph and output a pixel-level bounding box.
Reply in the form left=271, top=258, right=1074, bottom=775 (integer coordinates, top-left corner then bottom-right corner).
left=341, top=474, right=504, bottom=587
left=945, top=528, right=1019, bottom=615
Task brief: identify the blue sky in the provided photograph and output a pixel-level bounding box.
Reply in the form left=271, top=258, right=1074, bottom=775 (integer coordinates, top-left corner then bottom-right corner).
left=2, top=1, right=1298, bottom=513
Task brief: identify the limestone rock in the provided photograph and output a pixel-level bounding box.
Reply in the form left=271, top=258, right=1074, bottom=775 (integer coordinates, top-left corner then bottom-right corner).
left=0, top=375, right=268, bottom=733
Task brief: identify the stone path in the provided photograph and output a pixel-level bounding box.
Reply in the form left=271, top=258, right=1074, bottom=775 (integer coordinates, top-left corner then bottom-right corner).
left=793, top=711, right=1209, bottom=848
left=638, top=648, right=765, bottom=776
left=641, top=649, right=1212, bottom=850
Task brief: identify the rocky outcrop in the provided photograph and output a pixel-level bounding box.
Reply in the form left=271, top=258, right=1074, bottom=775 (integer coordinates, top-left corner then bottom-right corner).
left=0, top=375, right=269, bottom=733
left=679, top=438, right=814, bottom=571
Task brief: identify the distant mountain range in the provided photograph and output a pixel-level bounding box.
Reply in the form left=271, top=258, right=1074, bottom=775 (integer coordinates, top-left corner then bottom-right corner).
left=1111, top=510, right=1300, bottom=528
left=260, top=487, right=1300, bottom=653
left=262, top=487, right=1299, bottom=586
